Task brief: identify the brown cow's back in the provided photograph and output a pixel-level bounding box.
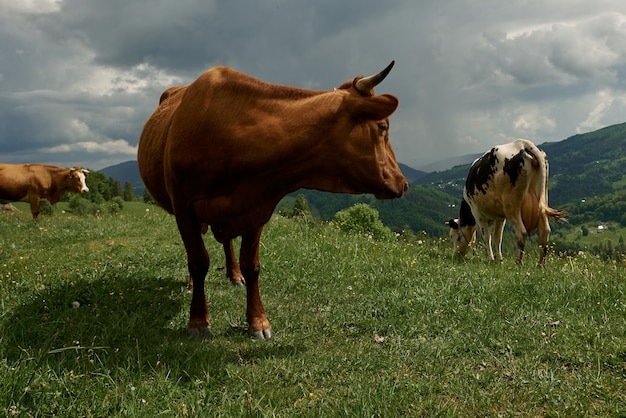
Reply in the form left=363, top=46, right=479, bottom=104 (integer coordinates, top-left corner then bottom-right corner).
left=0, top=164, right=33, bottom=201
left=137, top=87, right=186, bottom=214
left=0, top=164, right=57, bottom=201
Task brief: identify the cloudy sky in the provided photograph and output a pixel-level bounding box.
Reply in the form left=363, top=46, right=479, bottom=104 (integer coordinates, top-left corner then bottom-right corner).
left=1, top=0, right=625, bottom=171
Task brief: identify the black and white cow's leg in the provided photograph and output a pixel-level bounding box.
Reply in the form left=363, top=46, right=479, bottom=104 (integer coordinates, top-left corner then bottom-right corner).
left=479, top=221, right=495, bottom=262
left=537, top=213, right=551, bottom=266
left=508, top=217, right=528, bottom=265
left=493, top=219, right=506, bottom=262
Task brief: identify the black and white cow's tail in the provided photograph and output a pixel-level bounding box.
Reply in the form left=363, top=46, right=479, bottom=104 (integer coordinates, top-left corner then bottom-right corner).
left=524, top=144, right=550, bottom=206
left=526, top=142, right=567, bottom=223
left=545, top=207, right=567, bottom=222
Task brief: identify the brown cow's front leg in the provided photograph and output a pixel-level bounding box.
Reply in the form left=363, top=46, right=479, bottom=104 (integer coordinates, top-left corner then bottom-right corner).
left=176, top=216, right=211, bottom=338
left=240, top=227, right=272, bottom=340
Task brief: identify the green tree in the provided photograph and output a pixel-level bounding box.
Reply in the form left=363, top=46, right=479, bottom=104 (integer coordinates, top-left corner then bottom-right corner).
left=123, top=181, right=136, bottom=202
left=292, top=194, right=311, bottom=218
left=143, top=189, right=155, bottom=204
left=111, top=179, right=123, bottom=198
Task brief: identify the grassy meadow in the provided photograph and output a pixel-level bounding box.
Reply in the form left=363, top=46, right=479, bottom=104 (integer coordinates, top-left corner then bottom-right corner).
left=1, top=205, right=626, bottom=416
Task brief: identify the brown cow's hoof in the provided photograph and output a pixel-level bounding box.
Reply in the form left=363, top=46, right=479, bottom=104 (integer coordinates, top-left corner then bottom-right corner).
left=187, top=327, right=212, bottom=339
left=230, top=278, right=246, bottom=287
left=249, top=328, right=273, bottom=340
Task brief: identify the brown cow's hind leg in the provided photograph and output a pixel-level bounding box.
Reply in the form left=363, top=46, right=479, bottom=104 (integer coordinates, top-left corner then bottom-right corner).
left=202, top=224, right=244, bottom=286
left=224, top=240, right=245, bottom=286
left=29, top=195, right=41, bottom=220
left=176, top=216, right=212, bottom=338
left=240, top=227, right=272, bottom=340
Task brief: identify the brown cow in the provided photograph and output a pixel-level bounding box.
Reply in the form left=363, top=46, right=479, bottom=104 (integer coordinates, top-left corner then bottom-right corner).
left=447, top=139, right=565, bottom=265
left=138, top=62, right=408, bottom=339
left=0, top=163, right=89, bottom=219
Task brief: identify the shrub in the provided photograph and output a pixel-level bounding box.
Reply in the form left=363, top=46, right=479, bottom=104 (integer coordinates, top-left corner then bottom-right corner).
left=40, top=199, right=54, bottom=216
left=292, top=194, right=311, bottom=218
left=68, top=195, right=99, bottom=215
left=111, top=196, right=125, bottom=212
left=333, top=203, right=395, bottom=241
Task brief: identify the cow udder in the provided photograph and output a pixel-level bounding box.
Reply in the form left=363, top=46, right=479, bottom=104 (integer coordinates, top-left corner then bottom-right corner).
left=521, top=192, right=539, bottom=234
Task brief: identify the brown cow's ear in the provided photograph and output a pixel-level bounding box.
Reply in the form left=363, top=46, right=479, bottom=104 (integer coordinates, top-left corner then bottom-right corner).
left=349, top=94, right=399, bottom=121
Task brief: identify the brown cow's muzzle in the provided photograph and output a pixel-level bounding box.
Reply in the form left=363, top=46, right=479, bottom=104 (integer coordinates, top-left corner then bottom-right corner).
left=376, top=176, right=409, bottom=199
left=393, top=178, right=409, bottom=197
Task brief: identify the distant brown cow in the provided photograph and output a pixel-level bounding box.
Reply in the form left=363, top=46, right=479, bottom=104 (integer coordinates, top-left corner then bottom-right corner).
left=0, top=163, right=89, bottom=219
left=138, top=62, right=408, bottom=339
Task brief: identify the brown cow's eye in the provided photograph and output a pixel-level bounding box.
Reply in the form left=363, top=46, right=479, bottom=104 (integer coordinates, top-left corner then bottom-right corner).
left=378, top=122, right=388, bottom=131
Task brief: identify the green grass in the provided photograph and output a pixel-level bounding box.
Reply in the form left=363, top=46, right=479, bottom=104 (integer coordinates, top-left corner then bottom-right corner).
left=1, top=208, right=626, bottom=416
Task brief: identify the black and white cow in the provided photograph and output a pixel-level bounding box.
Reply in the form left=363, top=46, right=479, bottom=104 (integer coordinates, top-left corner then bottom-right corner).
left=447, top=139, right=565, bottom=265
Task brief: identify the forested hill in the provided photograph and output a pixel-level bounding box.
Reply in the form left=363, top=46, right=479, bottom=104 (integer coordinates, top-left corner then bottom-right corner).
left=98, top=121, right=626, bottom=236
left=540, top=122, right=626, bottom=206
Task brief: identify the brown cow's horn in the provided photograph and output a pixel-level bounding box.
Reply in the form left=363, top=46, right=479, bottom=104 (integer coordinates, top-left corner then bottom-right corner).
left=355, top=60, right=395, bottom=93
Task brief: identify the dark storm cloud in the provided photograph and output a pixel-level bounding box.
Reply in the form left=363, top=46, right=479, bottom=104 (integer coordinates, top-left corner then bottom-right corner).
left=0, top=0, right=624, bottom=170
left=38, top=0, right=391, bottom=76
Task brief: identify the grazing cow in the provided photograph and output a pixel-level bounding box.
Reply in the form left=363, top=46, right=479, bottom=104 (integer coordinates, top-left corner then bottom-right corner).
left=0, top=164, right=89, bottom=219
left=138, top=62, right=408, bottom=339
left=447, top=139, right=564, bottom=265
